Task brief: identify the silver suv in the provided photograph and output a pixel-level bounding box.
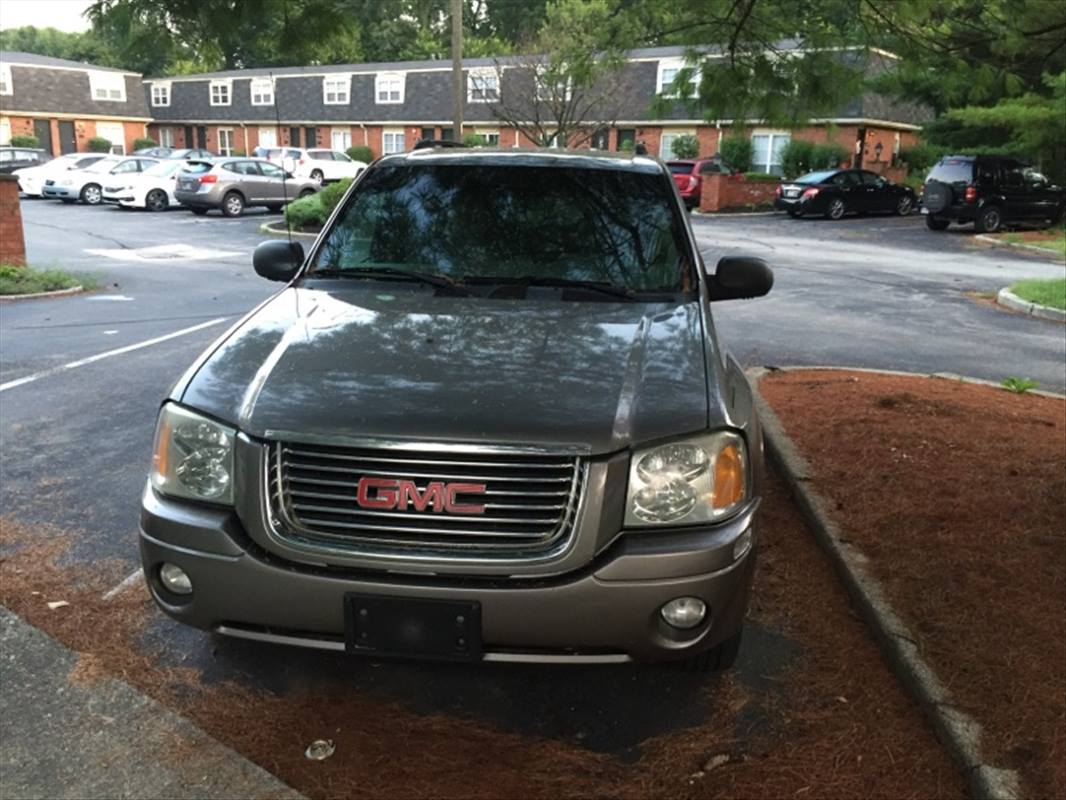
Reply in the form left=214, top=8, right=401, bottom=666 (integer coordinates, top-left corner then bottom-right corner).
left=174, top=157, right=318, bottom=217
left=140, top=148, right=773, bottom=669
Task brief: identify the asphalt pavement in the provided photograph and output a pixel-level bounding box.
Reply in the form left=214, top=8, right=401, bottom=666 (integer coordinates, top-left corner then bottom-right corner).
left=0, top=198, right=1064, bottom=787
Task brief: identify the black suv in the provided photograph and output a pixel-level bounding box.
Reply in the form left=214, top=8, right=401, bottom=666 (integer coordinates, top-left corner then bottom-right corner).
left=922, top=155, right=1065, bottom=233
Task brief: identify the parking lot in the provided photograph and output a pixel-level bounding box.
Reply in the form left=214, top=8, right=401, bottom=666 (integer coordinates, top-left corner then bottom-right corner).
left=1, top=197, right=1063, bottom=796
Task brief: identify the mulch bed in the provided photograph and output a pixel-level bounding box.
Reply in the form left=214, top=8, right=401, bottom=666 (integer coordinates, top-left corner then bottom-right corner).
left=759, top=369, right=1066, bottom=799
left=0, top=469, right=964, bottom=799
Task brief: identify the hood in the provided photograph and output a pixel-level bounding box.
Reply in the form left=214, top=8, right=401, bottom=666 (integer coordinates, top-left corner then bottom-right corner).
left=180, top=286, right=712, bottom=454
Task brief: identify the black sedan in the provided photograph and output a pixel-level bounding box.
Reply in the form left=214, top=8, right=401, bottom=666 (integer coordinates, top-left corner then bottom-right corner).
left=775, top=168, right=917, bottom=220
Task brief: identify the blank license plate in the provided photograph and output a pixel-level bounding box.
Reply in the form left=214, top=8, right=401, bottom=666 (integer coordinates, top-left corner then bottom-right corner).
left=344, top=594, right=483, bottom=661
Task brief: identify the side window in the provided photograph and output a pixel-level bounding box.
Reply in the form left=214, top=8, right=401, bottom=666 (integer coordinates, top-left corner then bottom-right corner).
left=1023, top=168, right=1048, bottom=188
left=860, top=171, right=884, bottom=186
left=237, top=161, right=261, bottom=175
left=259, top=162, right=286, bottom=178
left=1002, top=166, right=1024, bottom=188
left=111, top=160, right=139, bottom=174
left=699, top=162, right=721, bottom=175
left=137, top=159, right=156, bottom=171
left=834, top=171, right=860, bottom=188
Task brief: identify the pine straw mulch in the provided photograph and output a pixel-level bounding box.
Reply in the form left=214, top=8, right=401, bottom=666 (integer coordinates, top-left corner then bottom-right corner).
left=0, top=470, right=964, bottom=799
left=759, top=369, right=1066, bottom=800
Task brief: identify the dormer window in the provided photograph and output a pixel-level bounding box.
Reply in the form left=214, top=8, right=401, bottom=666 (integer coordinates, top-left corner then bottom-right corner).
left=657, top=58, right=698, bottom=98
left=323, top=74, right=350, bottom=105
left=467, top=68, right=499, bottom=103
left=150, top=81, right=170, bottom=107
left=250, top=77, right=274, bottom=106
left=375, top=72, right=404, bottom=104
left=209, top=79, right=231, bottom=106
left=90, top=71, right=126, bottom=101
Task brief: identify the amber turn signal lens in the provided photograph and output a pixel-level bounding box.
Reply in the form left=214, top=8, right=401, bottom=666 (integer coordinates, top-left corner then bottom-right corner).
left=713, top=443, right=745, bottom=509
left=152, top=414, right=171, bottom=478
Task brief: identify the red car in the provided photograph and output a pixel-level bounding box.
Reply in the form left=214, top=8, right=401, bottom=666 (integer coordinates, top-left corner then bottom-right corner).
left=667, top=157, right=734, bottom=210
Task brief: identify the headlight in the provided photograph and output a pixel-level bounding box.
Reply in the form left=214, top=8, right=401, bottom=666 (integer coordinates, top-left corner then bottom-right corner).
left=625, top=432, right=747, bottom=526
left=150, top=404, right=236, bottom=504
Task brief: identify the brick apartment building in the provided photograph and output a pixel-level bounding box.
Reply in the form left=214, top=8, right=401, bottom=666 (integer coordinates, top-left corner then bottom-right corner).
left=3, top=45, right=929, bottom=175
left=0, top=52, right=151, bottom=155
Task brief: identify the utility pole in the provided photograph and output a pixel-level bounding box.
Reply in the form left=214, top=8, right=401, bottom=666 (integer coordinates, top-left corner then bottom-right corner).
left=451, top=0, right=463, bottom=141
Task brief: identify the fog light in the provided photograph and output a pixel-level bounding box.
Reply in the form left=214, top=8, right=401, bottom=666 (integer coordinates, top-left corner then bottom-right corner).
left=159, top=563, right=192, bottom=595
left=733, top=529, right=753, bottom=561
left=660, top=597, right=706, bottom=629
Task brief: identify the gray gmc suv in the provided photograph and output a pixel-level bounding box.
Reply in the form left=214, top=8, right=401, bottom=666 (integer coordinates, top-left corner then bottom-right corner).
left=141, top=148, right=773, bottom=669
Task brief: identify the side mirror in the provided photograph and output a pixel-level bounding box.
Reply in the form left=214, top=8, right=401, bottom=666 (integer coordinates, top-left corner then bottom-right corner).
left=253, top=240, right=304, bottom=282
left=707, top=256, right=773, bottom=301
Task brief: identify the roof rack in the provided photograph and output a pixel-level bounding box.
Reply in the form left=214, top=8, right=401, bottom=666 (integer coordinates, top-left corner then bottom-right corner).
left=413, top=139, right=469, bottom=150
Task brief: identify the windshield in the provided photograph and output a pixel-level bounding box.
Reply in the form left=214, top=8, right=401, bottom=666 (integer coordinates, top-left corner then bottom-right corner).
left=310, top=164, right=691, bottom=293
left=667, top=162, right=694, bottom=175
left=794, top=170, right=837, bottom=184
left=85, top=158, right=120, bottom=173
left=143, top=160, right=184, bottom=177
left=927, top=159, right=974, bottom=184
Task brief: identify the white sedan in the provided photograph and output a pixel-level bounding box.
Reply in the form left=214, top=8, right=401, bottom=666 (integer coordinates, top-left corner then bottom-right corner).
left=288, top=148, right=367, bottom=184
left=41, top=156, right=159, bottom=205
left=102, top=159, right=185, bottom=211
left=13, top=153, right=108, bottom=197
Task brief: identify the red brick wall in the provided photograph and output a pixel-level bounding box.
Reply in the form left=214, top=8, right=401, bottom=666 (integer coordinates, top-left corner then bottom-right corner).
left=634, top=126, right=663, bottom=157
left=699, top=173, right=778, bottom=213
left=0, top=176, right=27, bottom=266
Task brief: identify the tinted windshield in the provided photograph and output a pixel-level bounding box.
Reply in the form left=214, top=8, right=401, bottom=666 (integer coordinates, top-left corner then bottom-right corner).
left=85, top=159, right=120, bottom=173
left=310, top=164, right=691, bottom=293
left=794, top=170, right=837, bottom=184
left=181, top=161, right=213, bottom=175
left=927, top=159, right=974, bottom=184
left=667, top=162, right=694, bottom=175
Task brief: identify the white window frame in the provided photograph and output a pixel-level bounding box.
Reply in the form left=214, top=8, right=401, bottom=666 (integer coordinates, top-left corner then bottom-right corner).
left=375, top=72, right=405, bottom=104
left=0, top=118, right=11, bottom=145
left=0, top=64, right=13, bottom=96
left=218, top=128, right=235, bottom=157
left=249, top=77, right=274, bottom=106
left=474, top=129, right=500, bottom=146
left=467, top=68, right=499, bottom=103
left=150, top=81, right=170, bottom=107
left=750, top=130, right=791, bottom=175
left=209, top=79, right=232, bottom=107
left=159, top=127, right=174, bottom=147
left=659, top=130, right=696, bottom=162
left=656, top=58, right=699, bottom=98
left=89, top=71, right=126, bottom=102
left=258, top=126, right=277, bottom=148
left=95, top=122, right=126, bottom=154
left=331, top=127, right=352, bottom=151
left=381, top=128, right=405, bottom=155
left=323, top=74, right=350, bottom=105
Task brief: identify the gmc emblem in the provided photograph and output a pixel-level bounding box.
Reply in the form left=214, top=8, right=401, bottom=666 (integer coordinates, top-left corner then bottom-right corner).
left=355, top=477, right=487, bottom=514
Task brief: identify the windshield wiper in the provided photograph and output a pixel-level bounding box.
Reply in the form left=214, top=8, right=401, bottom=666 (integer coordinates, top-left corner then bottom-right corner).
left=308, top=267, right=468, bottom=295
left=467, top=275, right=636, bottom=300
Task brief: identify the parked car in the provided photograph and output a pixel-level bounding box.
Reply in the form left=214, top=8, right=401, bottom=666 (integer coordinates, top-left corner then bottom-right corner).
left=133, top=146, right=174, bottom=158
left=166, top=148, right=216, bottom=160
left=140, top=148, right=774, bottom=670
left=0, top=146, right=51, bottom=174
left=13, top=153, right=107, bottom=197
left=775, top=168, right=917, bottom=219
left=174, top=157, right=318, bottom=216
left=292, top=148, right=368, bottom=184
left=667, top=156, right=734, bottom=209
left=42, top=156, right=160, bottom=205
left=102, top=159, right=186, bottom=211
left=261, top=147, right=303, bottom=171
left=922, top=155, right=1066, bottom=233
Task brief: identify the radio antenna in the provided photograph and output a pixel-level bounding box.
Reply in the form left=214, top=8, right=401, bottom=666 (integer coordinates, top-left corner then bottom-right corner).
left=269, top=70, right=294, bottom=249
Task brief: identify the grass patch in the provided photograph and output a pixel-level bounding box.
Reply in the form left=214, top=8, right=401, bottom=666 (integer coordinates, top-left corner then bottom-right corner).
left=0, top=265, right=96, bottom=296
left=1000, top=227, right=1066, bottom=260
left=1010, top=277, right=1066, bottom=310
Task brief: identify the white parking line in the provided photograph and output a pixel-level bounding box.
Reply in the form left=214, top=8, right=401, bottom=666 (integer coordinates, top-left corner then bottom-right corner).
left=0, top=317, right=227, bottom=393
left=103, top=567, right=144, bottom=600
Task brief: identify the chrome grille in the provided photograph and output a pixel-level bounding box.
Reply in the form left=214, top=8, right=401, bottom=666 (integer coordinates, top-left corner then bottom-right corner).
left=268, top=442, right=584, bottom=557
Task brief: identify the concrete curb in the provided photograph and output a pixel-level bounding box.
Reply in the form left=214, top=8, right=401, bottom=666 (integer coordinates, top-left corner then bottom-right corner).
left=0, top=285, right=84, bottom=302
left=976, top=233, right=1066, bottom=259
left=692, top=210, right=778, bottom=218
left=996, top=287, right=1066, bottom=322
left=748, top=365, right=1023, bottom=800
left=259, top=221, right=320, bottom=239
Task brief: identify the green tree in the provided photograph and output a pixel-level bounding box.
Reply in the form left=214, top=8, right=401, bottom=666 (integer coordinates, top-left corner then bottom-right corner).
left=718, top=135, right=753, bottom=172
left=671, top=134, right=699, bottom=158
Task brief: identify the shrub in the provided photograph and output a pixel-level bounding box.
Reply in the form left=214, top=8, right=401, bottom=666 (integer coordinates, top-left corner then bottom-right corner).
left=10, top=134, right=39, bottom=148
left=618, top=139, right=635, bottom=152
left=780, top=139, right=815, bottom=178
left=899, top=143, right=944, bottom=175
left=719, top=136, right=753, bottom=173
left=463, top=133, right=488, bottom=147
left=283, top=177, right=353, bottom=230
left=87, top=137, right=112, bottom=153
left=671, top=134, right=699, bottom=159
left=742, top=172, right=781, bottom=182
left=0, top=265, right=96, bottom=295
left=346, top=145, right=373, bottom=163
left=810, top=142, right=849, bottom=170
left=133, top=137, right=157, bottom=150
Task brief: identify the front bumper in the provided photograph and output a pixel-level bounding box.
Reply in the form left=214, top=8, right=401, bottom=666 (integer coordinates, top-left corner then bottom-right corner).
left=42, top=185, right=78, bottom=200
left=139, top=485, right=757, bottom=663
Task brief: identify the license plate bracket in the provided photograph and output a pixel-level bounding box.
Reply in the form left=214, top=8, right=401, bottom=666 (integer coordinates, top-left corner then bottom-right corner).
left=344, top=594, right=483, bottom=661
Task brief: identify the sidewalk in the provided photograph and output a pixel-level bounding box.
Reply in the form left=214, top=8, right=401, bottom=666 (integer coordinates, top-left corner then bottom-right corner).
left=0, top=607, right=303, bottom=800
